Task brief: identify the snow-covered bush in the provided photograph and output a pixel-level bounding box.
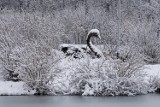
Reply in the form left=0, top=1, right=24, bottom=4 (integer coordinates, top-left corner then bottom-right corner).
left=103, top=45, right=144, bottom=77
left=115, top=46, right=144, bottom=77
left=2, top=40, right=64, bottom=95
left=66, top=58, right=150, bottom=96
left=17, top=45, right=63, bottom=95
left=0, top=11, right=62, bottom=82
left=142, top=43, right=160, bottom=64
left=148, top=76, right=160, bottom=93
left=21, top=61, right=53, bottom=95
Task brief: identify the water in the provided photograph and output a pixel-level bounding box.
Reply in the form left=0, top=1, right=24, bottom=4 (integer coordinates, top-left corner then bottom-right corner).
left=0, top=94, right=160, bottom=107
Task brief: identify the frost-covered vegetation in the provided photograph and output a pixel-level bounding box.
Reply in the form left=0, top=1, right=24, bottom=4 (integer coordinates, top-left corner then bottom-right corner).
left=0, top=0, right=160, bottom=96
left=58, top=58, right=149, bottom=96
left=50, top=49, right=157, bottom=96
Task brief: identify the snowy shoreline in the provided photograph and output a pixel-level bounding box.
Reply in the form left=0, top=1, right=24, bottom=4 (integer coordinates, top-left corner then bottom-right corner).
left=0, top=64, right=160, bottom=96
left=0, top=81, right=34, bottom=96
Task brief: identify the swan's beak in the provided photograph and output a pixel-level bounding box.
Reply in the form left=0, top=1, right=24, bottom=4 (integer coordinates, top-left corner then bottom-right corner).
left=98, top=34, right=101, bottom=40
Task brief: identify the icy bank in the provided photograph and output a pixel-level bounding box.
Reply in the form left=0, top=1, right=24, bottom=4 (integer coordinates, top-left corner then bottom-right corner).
left=0, top=81, right=34, bottom=95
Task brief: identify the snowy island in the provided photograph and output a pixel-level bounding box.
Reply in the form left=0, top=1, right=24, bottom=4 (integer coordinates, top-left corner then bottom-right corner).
left=0, top=29, right=160, bottom=96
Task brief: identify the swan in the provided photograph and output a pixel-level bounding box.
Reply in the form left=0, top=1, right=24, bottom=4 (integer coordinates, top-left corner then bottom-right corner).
left=60, top=29, right=103, bottom=58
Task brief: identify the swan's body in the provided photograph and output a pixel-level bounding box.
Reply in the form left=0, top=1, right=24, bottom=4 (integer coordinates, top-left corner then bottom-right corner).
left=60, top=29, right=103, bottom=58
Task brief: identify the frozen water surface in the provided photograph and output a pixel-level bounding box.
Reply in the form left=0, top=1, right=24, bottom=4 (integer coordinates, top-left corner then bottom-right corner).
left=0, top=94, right=160, bottom=107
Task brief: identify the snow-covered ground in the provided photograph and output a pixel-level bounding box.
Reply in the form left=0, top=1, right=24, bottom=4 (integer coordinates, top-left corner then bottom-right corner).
left=0, top=81, right=35, bottom=95
left=144, top=64, right=160, bottom=77
left=0, top=64, right=160, bottom=96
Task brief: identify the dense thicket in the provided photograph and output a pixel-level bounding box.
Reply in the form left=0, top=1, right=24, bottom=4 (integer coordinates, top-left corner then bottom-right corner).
left=0, top=0, right=160, bottom=63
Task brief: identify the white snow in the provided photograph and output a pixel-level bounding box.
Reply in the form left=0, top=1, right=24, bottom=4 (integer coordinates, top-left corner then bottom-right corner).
left=143, top=64, right=160, bottom=77
left=60, top=44, right=87, bottom=49
left=0, top=81, right=35, bottom=95
left=87, top=29, right=101, bottom=39
left=0, top=63, right=160, bottom=96
left=82, top=84, right=94, bottom=96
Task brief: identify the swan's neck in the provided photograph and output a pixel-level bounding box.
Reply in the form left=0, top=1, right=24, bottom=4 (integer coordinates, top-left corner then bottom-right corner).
left=86, top=29, right=103, bottom=58
left=87, top=36, right=96, bottom=54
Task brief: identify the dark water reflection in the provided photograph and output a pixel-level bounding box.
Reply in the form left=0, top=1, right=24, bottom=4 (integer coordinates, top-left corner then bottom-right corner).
left=0, top=94, right=160, bottom=107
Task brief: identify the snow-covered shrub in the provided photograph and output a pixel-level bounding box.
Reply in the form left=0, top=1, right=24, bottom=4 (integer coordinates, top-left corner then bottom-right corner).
left=103, top=45, right=144, bottom=77
left=114, top=48, right=144, bottom=77
left=67, top=58, right=150, bottom=96
left=148, top=76, right=160, bottom=93
left=142, top=43, right=160, bottom=64
left=5, top=42, right=64, bottom=95
left=21, top=61, right=53, bottom=95
left=102, top=44, right=117, bottom=59
left=20, top=47, right=63, bottom=95
left=0, top=39, right=19, bottom=81
left=135, top=33, right=160, bottom=64
left=0, top=11, right=62, bottom=81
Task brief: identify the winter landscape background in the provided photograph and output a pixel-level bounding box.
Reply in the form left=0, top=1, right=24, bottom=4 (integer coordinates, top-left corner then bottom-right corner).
left=0, top=0, right=160, bottom=96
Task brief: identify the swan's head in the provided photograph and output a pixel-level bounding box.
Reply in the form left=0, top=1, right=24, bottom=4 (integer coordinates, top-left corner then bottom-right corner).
left=86, top=29, right=101, bottom=40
